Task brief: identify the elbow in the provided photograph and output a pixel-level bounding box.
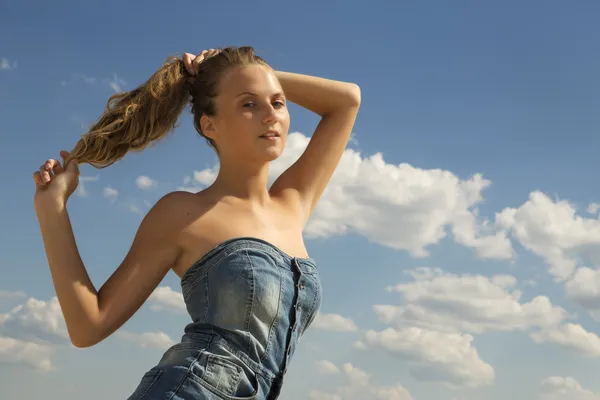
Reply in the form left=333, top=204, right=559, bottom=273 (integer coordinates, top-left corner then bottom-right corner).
left=346, top=83, right=361, bottom=107
left=68, top=327, right=101, bottom=348
left=70, top=334, right=98, bottom=348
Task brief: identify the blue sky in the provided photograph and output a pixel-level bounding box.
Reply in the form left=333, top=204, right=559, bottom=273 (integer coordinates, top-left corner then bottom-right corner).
left=2, top=0, right=600, bottom=399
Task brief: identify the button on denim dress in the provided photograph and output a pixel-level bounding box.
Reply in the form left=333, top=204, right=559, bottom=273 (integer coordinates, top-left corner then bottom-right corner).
left=127, top=237, right=323, bottom=400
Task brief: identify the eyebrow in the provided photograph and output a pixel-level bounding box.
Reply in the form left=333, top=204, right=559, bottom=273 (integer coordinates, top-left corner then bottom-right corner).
left=236, top=91, right=285, bottom=98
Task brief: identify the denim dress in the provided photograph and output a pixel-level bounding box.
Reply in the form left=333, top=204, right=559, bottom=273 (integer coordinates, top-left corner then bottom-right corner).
left=127, top=237, right=323, bottom=400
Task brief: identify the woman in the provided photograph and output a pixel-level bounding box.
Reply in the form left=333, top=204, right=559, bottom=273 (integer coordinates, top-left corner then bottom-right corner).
left=32, top=46, right=361, bottom=399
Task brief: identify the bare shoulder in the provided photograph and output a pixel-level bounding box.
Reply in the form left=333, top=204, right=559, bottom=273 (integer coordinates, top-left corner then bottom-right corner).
left=141, top=190, right=207, bottom=238
left=151, top=190, right=204, bottom=213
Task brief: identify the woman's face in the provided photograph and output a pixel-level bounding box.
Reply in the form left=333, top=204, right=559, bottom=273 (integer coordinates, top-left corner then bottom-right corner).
left=203, top=64, right=290, bottom=164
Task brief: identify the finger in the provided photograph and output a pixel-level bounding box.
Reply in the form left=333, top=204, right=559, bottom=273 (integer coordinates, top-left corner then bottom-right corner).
left=43, top=158, right=59, bottom=169
left=32, top=171, right=43, bottom=186
left=205, top=49, right=220, bottom=58
left=182, top=53, right=196, bottom=75
left=53, top=159, right=64, bottom=174
left=38, top=165, right=51, bottom=183
left=61, top=151, right=79, bottom=175
left=39, top=164, right=52, bottom=183
left=192, top=53, right=205, bottom=68
left=43, top=159, right=62, bottom=176
left=40, top=158, right=60, bottom=181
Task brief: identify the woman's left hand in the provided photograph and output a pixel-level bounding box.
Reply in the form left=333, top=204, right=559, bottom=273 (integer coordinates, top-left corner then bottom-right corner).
left=182, top=49, right=221, bottom=76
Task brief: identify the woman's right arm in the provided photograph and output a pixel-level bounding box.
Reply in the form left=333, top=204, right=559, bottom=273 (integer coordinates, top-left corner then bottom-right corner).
left=35, top=178, right=184, bottom=348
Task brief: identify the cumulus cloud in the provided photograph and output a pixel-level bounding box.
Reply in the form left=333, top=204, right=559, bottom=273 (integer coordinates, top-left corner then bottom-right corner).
left=148, top=286, right=185, bottom=314
left=178, top=169, right=218, bottom=193
left=0, top=336, right=54, bottom=372
left=540, top=376, right=600, bottom=400
left=315, top=360, right=340, bottom=375
left=357, top=327, right=494, bottom=388
left=564, top=267, right=600, bottom=319
left=309, top=361, right=413, bottom=400
left=530, top=323, right=600, bottom=358
left=136, top=175, right=157, bottom=190
left=117, top=331, right=175, bottom=350
left=0, top=296, right=68, bottom=372
left=193, top=169, right=217, bottom=186
left=0, top=297, right=68, bottom=345
left=378, top=267, right=566, bottom=334
left=103, top=186, right=119, bottom=201
left=587, top=203, right=600, bottom=215
left=312, top=312, right=358, bottom=332
left=496, top=191, right=600, bottom=281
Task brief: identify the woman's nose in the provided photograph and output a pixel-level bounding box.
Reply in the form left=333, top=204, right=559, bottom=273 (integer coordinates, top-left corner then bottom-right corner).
left=262, top=106, right=278, bottom=124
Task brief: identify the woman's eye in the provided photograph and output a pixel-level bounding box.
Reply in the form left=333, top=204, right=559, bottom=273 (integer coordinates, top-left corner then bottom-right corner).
left=243, top=102, right=255, bottom=108
left=273, top=101, right=285, bottom=107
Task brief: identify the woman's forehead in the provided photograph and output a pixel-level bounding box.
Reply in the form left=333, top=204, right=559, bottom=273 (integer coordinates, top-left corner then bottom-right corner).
left=219, top=65, right=281, bottom=96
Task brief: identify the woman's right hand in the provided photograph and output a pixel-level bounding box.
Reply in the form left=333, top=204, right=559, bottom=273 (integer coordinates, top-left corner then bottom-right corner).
left=33, top=150, right=80, bottom=207
left=182, top=48, right=221, bottom=76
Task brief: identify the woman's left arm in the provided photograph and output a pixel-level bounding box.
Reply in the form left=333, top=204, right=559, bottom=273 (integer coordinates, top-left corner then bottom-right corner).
left=272, top=71, right=361, bottom=220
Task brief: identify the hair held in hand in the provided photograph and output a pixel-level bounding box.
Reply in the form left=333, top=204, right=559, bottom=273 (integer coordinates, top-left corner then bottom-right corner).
left=65, top=46, right=269, bottom=168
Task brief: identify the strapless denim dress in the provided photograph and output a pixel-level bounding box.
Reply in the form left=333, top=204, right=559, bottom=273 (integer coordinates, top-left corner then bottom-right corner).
left=126, top=237, right=323, bottom=400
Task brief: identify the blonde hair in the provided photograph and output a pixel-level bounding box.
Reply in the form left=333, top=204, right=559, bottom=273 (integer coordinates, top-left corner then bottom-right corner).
left=65, top=46, right=269, bottom=168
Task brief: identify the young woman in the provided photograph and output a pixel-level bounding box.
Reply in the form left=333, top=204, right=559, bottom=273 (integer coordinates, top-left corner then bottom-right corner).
left=32, top=46, right=361, bottom=399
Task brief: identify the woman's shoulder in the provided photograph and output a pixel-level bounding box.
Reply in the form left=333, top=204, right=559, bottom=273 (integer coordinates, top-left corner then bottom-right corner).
left=141, top=190, right=213, bottom=231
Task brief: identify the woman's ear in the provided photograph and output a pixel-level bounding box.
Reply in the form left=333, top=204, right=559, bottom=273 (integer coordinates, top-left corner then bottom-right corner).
left=200, top=115, right=217, bottom=140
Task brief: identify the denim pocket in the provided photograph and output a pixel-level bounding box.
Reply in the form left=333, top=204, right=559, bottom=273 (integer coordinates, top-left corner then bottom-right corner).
left=188, top=352, right=259, bottom=399
left=127, top=368, right=163, bottom=400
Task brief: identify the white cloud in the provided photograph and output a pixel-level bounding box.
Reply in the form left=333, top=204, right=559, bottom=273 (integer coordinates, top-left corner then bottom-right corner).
left=193, top=169, right=217, bottom=186
left=0, top=296, right=68, bottom=372
left=0, top=290, right=25, bottom=300
left=0, top=57, right=17, bottom=70
left=312, top=312, right=358, bottom=332
left=118, top=331, right=175, bottom=350
left=309, top=361, right=413, bottom=400
left=75, top=175, right=99, bottom=197
left=136, top=175, right=157, bottom=190
left=270, top=133, right=513, bottom=259
left=148, top=286, right=185, bottom=314
left=177, top=174, right=204, bottom=193
left=106, top=73, right=126, bottom=93
left=565, top=267, right=600, bottom=318
left=103, top=186, right=118, bottom=201
left=127, top=203, right=143, bottom=215
left=496, top=191, right=600, bottom=281
left=540, top=376, right=600, bottom=400
left=0, top=336, right=54, bottom=372
left=377, top=267, right=566, bottom=334
left=315, top=360, right=340, bottom=375
left=370, top=385, right=414, bottom=400
left=530, top=323, right=600, bottom=358
left=587, top=203, right=600, bottom=215
left=359, top=326, right=494, bottom=388
left=0, top=297, right=68, bottom=345
left=341, top=362, right=370, bottom=387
